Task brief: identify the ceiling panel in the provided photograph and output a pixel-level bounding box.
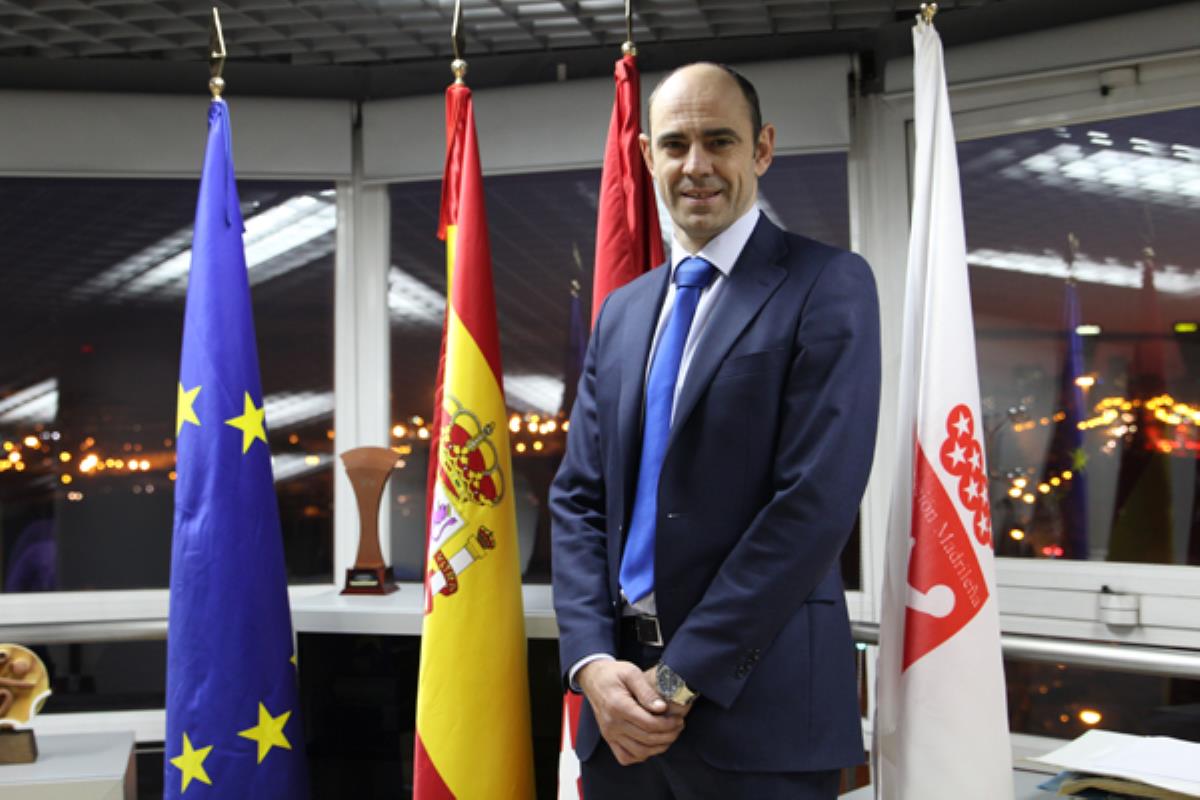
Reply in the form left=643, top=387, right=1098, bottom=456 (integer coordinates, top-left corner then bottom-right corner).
left=0, top=0, right=1002, bottom=65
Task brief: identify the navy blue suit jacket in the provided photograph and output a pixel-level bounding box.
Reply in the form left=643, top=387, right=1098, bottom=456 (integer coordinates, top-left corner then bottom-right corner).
left=550, top=216, right=881, bottom=772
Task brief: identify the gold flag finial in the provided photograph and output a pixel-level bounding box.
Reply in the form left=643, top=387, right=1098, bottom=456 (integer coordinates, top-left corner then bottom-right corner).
left=209, top=7, right=227, bottom=99
left=621, top=0, right=636, bottom=56
left=919, top=3, right=938, bottom=25
left=450, top=0, right=467, bottom=83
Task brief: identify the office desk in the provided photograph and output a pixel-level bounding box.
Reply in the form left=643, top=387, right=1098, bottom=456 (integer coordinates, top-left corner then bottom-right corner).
left=0, top=731, right=135, bottom=800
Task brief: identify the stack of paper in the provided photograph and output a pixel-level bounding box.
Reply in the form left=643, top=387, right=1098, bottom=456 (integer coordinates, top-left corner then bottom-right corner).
left=1032, top=729, right=1200, bottom=799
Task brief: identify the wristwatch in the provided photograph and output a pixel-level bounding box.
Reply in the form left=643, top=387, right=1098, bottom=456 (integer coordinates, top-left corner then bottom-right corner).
left=655, top=662, right=697, bottom=706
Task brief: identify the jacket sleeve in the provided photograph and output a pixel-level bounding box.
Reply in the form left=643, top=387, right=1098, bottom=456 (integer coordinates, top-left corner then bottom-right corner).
left=550, top=298, right=616, bottom=688
left=662, top=251, right=881, bottom=709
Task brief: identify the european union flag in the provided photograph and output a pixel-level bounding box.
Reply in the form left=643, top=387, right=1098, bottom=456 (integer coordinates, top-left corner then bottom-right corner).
left=165, top=98, right=309, bottom=799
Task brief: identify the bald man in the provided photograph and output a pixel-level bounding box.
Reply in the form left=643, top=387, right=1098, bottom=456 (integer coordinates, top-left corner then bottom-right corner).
left=551, top=63, right=880, bottom=798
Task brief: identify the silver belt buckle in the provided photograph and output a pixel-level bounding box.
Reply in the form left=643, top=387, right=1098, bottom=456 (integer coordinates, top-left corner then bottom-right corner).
left=635, top=615, right=663, bottom=647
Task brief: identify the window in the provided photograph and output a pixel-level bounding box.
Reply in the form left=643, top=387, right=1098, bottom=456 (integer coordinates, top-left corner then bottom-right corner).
left=0, top=178, right=336, bottom=594
left=960, top=107, right=1200, bottom=566
left=954, top=99, right=1200, bottom=742
left=1005, top=658, right=1200, bottom=740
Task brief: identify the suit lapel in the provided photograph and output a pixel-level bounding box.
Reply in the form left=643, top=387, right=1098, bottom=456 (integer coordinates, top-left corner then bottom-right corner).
left=669, top=218, right=788, bottom=447
left=615, top=263, right=671, bottom=523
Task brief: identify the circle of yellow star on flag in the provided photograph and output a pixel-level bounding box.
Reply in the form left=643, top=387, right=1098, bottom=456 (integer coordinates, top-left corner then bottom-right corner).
left=169, top=732, right=213, bottom=792
left=238, top=702, right=293, bottom=764
left=225, top=392, right=268, bottom=454
left=177, top=383, right=201, bottom=436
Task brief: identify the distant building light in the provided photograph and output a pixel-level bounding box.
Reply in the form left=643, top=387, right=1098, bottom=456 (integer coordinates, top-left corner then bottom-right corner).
left=1175, top=321, right=1198, bottom=334
left=1078, top=709, right=1102, bottom=726
left=1076, top=324, right=1102, bottom=336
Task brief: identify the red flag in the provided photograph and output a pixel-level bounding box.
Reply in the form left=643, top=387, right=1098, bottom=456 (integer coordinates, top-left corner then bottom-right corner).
left=590, top=52, right=664, bottom=326
left=558, top=51, right=663, bottom=799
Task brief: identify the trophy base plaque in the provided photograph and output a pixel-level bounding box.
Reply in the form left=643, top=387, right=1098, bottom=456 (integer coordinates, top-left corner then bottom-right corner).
left=0, top=729, right=37, bottom=764
left=342, top=565, right=398, bottom=595
left=339, top=446, right=403, bottom=596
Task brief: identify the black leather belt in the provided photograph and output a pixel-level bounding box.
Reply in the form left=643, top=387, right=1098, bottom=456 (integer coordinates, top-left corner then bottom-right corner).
left=620, top=614, right=664, bottom=647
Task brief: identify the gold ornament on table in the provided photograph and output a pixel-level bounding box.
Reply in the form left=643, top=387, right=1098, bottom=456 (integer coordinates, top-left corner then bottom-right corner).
left=0, top=644, right=51, bottom=764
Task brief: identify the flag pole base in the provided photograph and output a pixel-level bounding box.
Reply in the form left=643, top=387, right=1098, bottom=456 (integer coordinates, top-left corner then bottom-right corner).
left=0, top=729, right=38, bottom=764
left=342, top=565, right=399, bottom=595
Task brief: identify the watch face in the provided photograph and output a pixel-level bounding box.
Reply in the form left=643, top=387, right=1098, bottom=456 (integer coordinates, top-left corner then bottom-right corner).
left=657, top=665, right=681, bottom=698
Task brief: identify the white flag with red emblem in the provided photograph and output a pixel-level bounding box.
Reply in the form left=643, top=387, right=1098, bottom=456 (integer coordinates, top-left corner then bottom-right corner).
left=558, top=692, right=584, bottom=799
left=872, top=17, right=1013, bottom=799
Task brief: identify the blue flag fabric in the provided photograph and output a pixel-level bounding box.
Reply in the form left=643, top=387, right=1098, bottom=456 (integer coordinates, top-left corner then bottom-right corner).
left=1036, top=279, right=1089, bottom=559
left=165, top=99, right=309, bottom=799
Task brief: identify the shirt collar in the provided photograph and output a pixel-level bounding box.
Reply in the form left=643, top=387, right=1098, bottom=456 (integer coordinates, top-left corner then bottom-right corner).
left=670, top=204, right=761, bottom=280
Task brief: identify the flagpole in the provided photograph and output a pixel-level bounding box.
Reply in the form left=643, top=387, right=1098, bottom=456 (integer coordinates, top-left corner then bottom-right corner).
left=208, top=7, right=226, bottom=100
left=451, top=0, right=467, bottom=84
left=623, top=0, right=636, bottom=56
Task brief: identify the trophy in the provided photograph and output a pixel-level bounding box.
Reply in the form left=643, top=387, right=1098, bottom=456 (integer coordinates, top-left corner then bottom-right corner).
left=0, top=644, right=51, bottom=764
left=340, top=446, right=400, bottom=595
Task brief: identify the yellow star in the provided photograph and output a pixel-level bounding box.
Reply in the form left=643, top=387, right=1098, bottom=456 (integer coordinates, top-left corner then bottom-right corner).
left=169, top=732, right=213, bottom=792
left=177, top=383, right=201, bottom=436
left=238, top=702, right=293, bottom=764
left=225, top=392, right=268, bottom=454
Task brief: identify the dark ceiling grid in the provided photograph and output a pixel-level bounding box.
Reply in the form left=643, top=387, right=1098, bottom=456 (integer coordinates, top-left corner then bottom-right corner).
left=0, top=0, right=954, bottom=64
left=497, top=0, right=557, bottom=51
left=2, top=1, right=1190, bottom=98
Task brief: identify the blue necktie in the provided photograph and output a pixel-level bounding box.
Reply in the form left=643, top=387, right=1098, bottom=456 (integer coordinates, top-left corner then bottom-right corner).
left=620, top=256, right=716, bottom=606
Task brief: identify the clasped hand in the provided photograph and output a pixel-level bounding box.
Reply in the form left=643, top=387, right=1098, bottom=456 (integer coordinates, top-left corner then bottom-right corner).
left=577, top=660, right=692, bottom=766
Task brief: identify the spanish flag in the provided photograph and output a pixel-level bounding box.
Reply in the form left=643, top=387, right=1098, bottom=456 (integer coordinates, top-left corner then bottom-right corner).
left=413, top=77, right=536, bottom=799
